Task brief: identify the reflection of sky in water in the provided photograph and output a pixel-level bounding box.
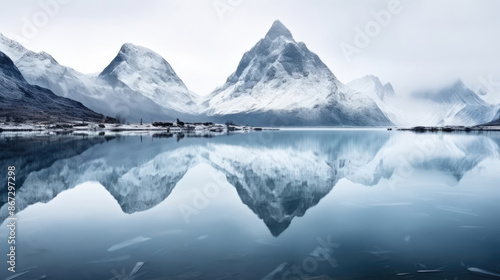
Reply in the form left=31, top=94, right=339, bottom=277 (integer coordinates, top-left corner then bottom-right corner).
left=0, top=130, right=500, bottom=279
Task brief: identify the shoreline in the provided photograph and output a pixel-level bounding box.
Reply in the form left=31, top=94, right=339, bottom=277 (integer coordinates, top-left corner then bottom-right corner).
left=0, top=122, right=275, bottom=133
left=2, top=123, right=500, bottom=134
left=395, top=125, right=500, bottom=132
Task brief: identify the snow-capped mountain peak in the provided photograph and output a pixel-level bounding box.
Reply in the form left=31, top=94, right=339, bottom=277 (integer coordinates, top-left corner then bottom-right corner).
left=99, top=43, right=199, bottom=114
left=0, top=51, right=105, bottom=122
left=0, top=34, right=183, bottom=122
left=417, top=79, right=487, bottom=106
left=100, top=43, right=181, bottom=84
left=0, top=34, right=59, bottom=69
left=201, top=20, right=391, bottom=126
left=0, top=33, right=28, bottom=62
left=265, top=20, right=294, bottom=40
left=18, top=50, right=59, bottom=68
left=348, top=75, right=395, bottom=102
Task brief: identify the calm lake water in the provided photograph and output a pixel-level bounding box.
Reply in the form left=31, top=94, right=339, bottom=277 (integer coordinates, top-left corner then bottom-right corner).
left=1, top=129, right=500, bottom=280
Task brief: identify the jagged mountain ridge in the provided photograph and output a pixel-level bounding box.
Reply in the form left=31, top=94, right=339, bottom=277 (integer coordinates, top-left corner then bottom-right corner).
left=348, top=76, right=498, bottom=126
left=0, top=34, right=198, bottom=123
left=483, top=109, right=500, bottom=125
left=1, top=22, right=497, bottom=126
left=347, top=75, right=407, bottom=126
left=348, top=75, right=395, bottom=102
left=412, top=80, right=497, bottom=126
left=0, top=51, right=105, bottom=122
left=99, top=43, right=199, bottom=114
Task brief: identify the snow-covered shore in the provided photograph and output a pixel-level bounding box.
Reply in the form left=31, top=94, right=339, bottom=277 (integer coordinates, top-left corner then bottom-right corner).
left=0, top=121, right=271, bottom=135
left=395, top=125, right=500, bottom=132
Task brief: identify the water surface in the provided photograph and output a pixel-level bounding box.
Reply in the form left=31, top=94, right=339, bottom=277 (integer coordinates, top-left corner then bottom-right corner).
left=1, top=130, right=499, bottom=279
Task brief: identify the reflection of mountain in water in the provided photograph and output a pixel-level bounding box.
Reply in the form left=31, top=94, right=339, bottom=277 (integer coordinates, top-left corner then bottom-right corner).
left=1, top=131, right=499, bottom=236
left=0, top=135, right=109, bottom=206
left=206, top=145, right=340, bottom=236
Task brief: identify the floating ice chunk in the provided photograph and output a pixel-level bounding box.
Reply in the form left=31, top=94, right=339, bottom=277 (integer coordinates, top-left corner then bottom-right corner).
left=435, top=205, right=478, bottom=216
left=152, top=249, right=164, bottom=255
left=4, top=271, right=29, bottom=280
left=130, top=262, right=144, bottom=277
left=197, top=235, right=208, bottom=240
left=417, top=269, right=444, bottom=273
left=467, top=267, right=500, bottom=278
left=417, top=266, right=446, bottom=273
left=404, top=236, right=411, bottom=242
left=107, top=236, right=151, bottom=252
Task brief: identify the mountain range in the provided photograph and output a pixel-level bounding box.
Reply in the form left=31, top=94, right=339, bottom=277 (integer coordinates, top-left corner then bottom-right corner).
left=0, top=51, right=104, bottom=122
left=0, top=20, right=498, bottom=126
left=349, top=76, right=499, bottom=126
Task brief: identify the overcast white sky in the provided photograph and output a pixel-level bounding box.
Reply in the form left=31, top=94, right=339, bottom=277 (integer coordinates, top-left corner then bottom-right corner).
left=1, top=0, right=499, bottom=96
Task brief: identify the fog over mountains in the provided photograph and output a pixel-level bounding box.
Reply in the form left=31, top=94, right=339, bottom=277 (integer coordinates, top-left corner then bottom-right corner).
left=0, top=20, right=498, bottom=126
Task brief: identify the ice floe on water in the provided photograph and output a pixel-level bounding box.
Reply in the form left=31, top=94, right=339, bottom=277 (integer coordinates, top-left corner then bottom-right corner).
left=435, top=205, right=478, bottom=216
left=467, top=267, right=500, bottom=278
left=107, top=236, right=151, bottom=252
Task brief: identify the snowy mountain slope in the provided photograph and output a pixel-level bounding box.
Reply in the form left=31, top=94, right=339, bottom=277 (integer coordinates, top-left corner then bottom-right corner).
left=0, top=33, right=194, bottom=122
left=100, top=43, right=199, bottom=114
left=0, top=51, right=105, bottom=122
left=347, top=75, right=415, bottom=126
left=482, top=108, right=500, bottom=125
left=348, top=75, right=498, bottom=126
left=412, top=80, right=497, bottom=126
left=479, top=91, right=500, bottom=105
left=492, top=108, right=500, bottom=123
left=201, top=20, right=392, bottom=126
left=348, top=75, right=395, bottom=102
left=472, top=79, right=500, bottom=105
